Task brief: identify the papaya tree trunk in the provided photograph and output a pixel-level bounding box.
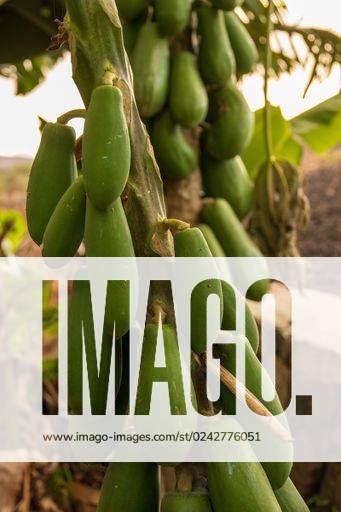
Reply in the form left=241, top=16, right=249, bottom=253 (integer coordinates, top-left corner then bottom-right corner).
left=64, top=0, right=173, bottom=257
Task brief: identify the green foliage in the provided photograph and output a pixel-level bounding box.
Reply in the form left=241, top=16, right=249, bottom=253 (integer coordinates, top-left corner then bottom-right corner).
left=4, top=55, right=62, bottom=95
left=242, top=107, right=292, bottom=178
left=46, top=465, right=73, bottom=504
left=243, top=95, right=341, bottom=180
left=0, top=209, right=26, bottom=255
left=43, top=357, right=58, bottom=381
left=241, top=0, right=341, bottom=94
left=292, top=94, right=341, bottom=153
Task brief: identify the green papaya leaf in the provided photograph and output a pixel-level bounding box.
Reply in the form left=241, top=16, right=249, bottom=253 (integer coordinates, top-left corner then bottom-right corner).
left=241, top=106, right=292, bottom=179
left=292, top=95, right=341, bottom=154
left=293, top=94, right=341, bottom=131
left=279, top=136, right=303, bottom=166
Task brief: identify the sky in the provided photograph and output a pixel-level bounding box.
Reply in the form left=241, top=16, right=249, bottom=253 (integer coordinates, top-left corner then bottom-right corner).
left=0, top=0, right=340, bottom=158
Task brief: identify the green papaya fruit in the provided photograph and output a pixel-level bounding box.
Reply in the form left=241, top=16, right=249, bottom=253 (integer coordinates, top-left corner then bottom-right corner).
left=42, top=176, right=86, bottom=257
left=83, top=85, right=131, bottom=210
left=169, top=51, right=208, bottom=128
left=123, top=17, right=145, bottom=57
left=161, top=489, right=212, bottom=511
left=116, top=0, right=148, bottom=21
left=84, top=198, right=134, bottom=338
left=135, top=324, right=187, bottom=415
left=197, top=224, right=259, bottom=353
left=155, top=0, right=192, bottom=36
left=206, top=81, right=255, bottom=160
left=85, top=198, right=134, bottom=257
left=201, top=199, right=262, bottom=258
left=152, top=112, right=198, bottom=180
left=212, top=0, right=244, bottom=9
left=275, top=479, right=309, bottom=512
left=26, top=123, right=77, bottom=245
left=207, top=462, right=282, bottom=512
left=225, top=12, right=259, bottom=75
left=174, top=227, right=223, bottom=353
left=68, top=280, right=122, bottom=415
left=201, top=155, right=254, bottom=220
left=219, top=338, right=283, bottom=416
left=198, top=224, right=226, bottom=258
left=218, top=338, right=292, bottom=488
left=221, top=281, right=259, bottom=353
left=197, top=7, right=236, bottom=85
left=98, top=463, right=159, bottom=511
left=115, top=337, right=123, bottom=397
left=131, top=23, right=170, bottom=118
left=201, top=199, right=269, bottom=301
left=263, top=462, right=292, bottom=492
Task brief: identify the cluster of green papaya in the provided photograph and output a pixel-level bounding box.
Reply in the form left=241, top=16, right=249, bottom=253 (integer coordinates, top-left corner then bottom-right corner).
left=119, top=0, right=267, bottom=294
left=27, top=83, right=134, bottom=265
left=118, top=0, right=258, bottom=189
left=96, top=460, right=308, bottom=512
left=113, top=2, right=305, bottom=507
left=27, top=81, right=134, bottom=416
left=25, top=0, right=308, bottom=508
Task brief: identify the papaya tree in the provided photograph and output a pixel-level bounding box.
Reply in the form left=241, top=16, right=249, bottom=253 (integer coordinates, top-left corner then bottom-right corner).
left=2, top=0, right=341, bottom=509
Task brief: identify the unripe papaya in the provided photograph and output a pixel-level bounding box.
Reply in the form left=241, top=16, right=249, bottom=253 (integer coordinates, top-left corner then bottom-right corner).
left=221, top=281, right=259, bottom=353
left=84, top=198, right=134, bottom=338
left=219, top=338, right=283, bottom=416
left=131, top=23, right=170, bottom=118
left=174, top=227, right=223, bottom=354
left=206, top=81, right=255, bottom=160
left=26, top=123, right=77, bottom=245
left=225, top=12, right=259, bottom=75
left=207, top=462, right=282, bottom=512
left=42, top=176, right=86, bottom=258
left=197, top=225, right=259, bottom=352
left=197, top=7, right=236, bottom=85
left=201, top=155, right=254, bottom=220
left=116, top=0, right=148, bottom=21
left=85, top=198, right=134, bottom=257
left=68, top=280, right=123, bottom=415
left=198, top=224, right=225, bottom=258
left=135, top=324, right=187, bottom=415
left=155, top=0, right=192, bottom=36
left=98, top=463, right=159, bottom=511
left=218, top=338, right=292, bottom=489
left=201, top=199, right=269, bottom=301
left=152, top=112, right=197, bottom=181
left=161, top=489, right=212, bottom=512
left=275, top=479, right=309, bottom=512
left=201, top=198, right=262, bottom=258
left=170, top=52, right=208, bottom=128
left=82, top=85, right=130, bottom=210
left=211, top=0, right=244, bottom=10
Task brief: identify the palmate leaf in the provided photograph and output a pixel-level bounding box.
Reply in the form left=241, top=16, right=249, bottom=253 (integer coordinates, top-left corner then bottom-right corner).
left=240, top=0, right=341, bottom=95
